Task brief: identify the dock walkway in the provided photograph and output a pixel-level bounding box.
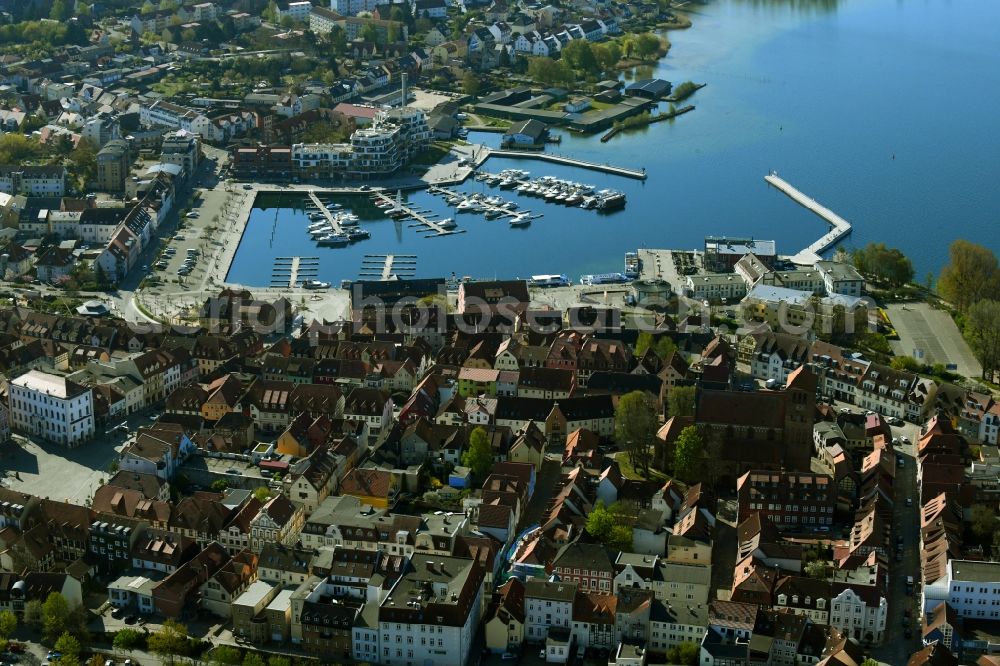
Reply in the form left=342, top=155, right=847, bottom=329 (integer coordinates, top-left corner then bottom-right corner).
left=765, top=173, right=853, bottom=264
left=359, top=254, right=417, bottom=281
left=488, top=150, right=647, bottom=180
left=306, top=191, right=345, bottom=235
left=371, top=192, right=464, bottom=237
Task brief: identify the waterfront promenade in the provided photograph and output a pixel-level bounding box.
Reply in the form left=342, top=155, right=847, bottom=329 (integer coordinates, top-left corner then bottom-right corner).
left=765, top=173, right=853, bottom=264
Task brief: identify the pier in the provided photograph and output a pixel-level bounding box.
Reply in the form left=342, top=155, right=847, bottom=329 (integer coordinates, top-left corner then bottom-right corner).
left=359, top=254, right=417, bottom=281
left=487, top=150, right=647, bottom=180
left=270, top=256, right=319, bottom=288
left=371, top=191, right=465, bottom=237
left=306, top=191, right=346, bottom=235
left=765, top=173, right=853, bottom=265
left=427, top=186, right=542, bottom=224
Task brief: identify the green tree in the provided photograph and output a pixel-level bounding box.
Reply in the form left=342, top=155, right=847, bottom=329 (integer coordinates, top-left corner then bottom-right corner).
left=966, top=300, right=1000, bottom=380
left=462, top=71, right=481, bottom=96
left=461, top=426, right=493, bottom=479
left=243, top=653, right=266, bottom=666
left=527, top=56, right=573, bottom=86
left=42, top=592, right=69, bottom=642
left=971, top=504, right=998, bottom=546
left=54, top=632, right=81, bottom=662
left=50, top=0, right=70, bottom=21
left=211, top=479, right=229, bottom=492
left=614, top=390, right=658, bottom=477
left=140, top=0, right=155, bottom=13
left=0, top=610, right=16, bottom=639
left=253, top=487, right=271, bottom=503
left=267, top=657, right=291, bottom=666
left=361, top=22, right=380, bottom=44
left=633, top=33, right=661, bottom=60
left=561, top=40, right=598, bottom=74
left=939, top=240, right=1000, bottom=313
left=585, top=501, right=633, bottom=552
left=654, top=336, right=677, bottom=360
left=861, top=660, right=880, bottom=666
left=328, top=25, right=347, bottom=54
left=673, top=425, right=704, bottom=483
left=890, top=355, right=923, bottom=372
left=112, top=628, right=144, bottom=651
left=210, top=646, right=243, bottom=665
left=666, top=642, right=700, bottom=666
left=594, top=42, right=620, bottom=71
left=262, top=0, right=278, bottom=23
left=636, top=332, right=676, bottom=360
left=23, top=600, right=43, bottom=631
left=147, top=620, right=189, bottom=665
left=667, top=385, right=696, bottom=417
left=300, top=120, right=349, bottom=144
left=851, top=242, right=914, bottom=288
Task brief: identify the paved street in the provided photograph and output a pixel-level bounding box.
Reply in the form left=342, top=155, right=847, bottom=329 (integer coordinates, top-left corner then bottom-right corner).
left=885, top=302, right=982, bottom=378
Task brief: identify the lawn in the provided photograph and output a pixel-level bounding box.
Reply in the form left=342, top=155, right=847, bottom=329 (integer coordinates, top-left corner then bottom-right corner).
left=614, top=452, right=673, bottom=484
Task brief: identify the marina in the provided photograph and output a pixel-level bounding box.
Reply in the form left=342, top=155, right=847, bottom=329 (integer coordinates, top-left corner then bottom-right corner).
left=765, top=173, right=854, bottom=265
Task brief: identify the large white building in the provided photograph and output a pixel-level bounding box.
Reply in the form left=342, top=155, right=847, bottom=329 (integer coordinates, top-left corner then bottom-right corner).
left=330, top=0, right=379, bottom=15
left=140, top=101, right=213, bottom=140
left=373, top=555, right=484, bottom=666
left=278, top=0, right=313, bottom=22
left=923, top=560, right=1000, bottom=620
left=9, top=370, right=95, bottom=447
left=0, top=165, right=66, bottom=197
left=829, top=584, right=888, bottom=644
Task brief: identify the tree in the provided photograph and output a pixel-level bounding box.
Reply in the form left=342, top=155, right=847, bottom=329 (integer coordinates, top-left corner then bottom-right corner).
left=804, top=560, right=830, bottom=579
left=561, top=40, right=598, bottom=74
left=112, top=628, right=144, bottom=651
left=267, top=656, right=291, bottom=666
left=633, top=33, right=661, bottom=60
left=614, top=390, right=658, bottom=477
left=262, top=0, right=279, bottom=23
left=211, top=479, right=229, bottom=492
left=328, top=25, right=347, bottom=54
left=851, top=242, right=913, bottom=287
left=861, top=660, right=880, bottom=666
left=594, top=41, right=621, bottom=71
left=585, top=501, right=633, bottom=552
left=666, top=642, right=700, bottom=666
left=210, top=646, right=243, bottom=665
left=966, top=300, right=1000, bottom=380
left=938, top=240, right=1000, bottom=312
left=667, top=385, right=696, bottom=417
left=970, top=504, right=999, bottom=547
left=253, top=487, right=271, bottom=503
left=636, top=332, right=677, bottom=360
left=243, top=653, right=266, bottom=666
left=462, top=71, right=481, bottom=96
left=148, top=620, right=189, bottom=665
left=23, top=600, right=43, bottom=631
left=0, top=611, right=16, bottom=639
left=527, top=56, right=573, bottom=87
left=42, top=592, right=69, bottom=642
left=673, top=425, right=704, bottom=483
left=462, top=426, right=493, bottom=479
left=54, top=632, right=81, bottom=662
left=140, top=0, right=155, bottom=13
left=890, top=355, right=923, bottom=372
left=49, top=0, right=70, bottom=21
left=361, top=23, right=380, bottom=44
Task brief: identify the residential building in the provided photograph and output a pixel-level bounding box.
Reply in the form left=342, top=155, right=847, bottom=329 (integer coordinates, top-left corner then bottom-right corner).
left=96, top=139, right=130, bottom=192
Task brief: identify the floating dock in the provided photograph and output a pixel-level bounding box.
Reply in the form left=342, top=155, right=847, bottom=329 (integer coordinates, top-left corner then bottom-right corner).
left=371, top=191, right=464, bottom=237
left=428, top=186, right=542, bottom=224
left=488, top=149, right=647, bottom=180
left=765, top=172, right=853, bottom=265
left=270, top=256, right=320, bottom=288
left=359, top=254, right=417, bottom=281
left=306, top=191, right=346, bottom=235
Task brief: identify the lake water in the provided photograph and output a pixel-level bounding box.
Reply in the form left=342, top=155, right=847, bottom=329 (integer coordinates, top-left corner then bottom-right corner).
left=227, top=0, right=1000, bottom=286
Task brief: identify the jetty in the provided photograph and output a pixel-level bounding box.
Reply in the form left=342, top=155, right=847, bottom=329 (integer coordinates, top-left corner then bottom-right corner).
left=359, top=254, right=417, bottom=281
left=428, top=186, right=542, bottom=223
left=765, top=172, right=853, bottom=265
left=270, top=256, right=319, bottom=288
left=371, top=191, right=464, bottom=237
left=306, top=191, right=346, bottom=235
left=600, top=105, right=695, bottom=143
left=488, top=150, right=647, bottom=180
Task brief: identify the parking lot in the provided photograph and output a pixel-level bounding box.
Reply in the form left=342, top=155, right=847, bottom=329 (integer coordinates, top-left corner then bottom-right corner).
left=885, top=302, right=982, bottom=378
left=1, top=431, right=125, bottom=504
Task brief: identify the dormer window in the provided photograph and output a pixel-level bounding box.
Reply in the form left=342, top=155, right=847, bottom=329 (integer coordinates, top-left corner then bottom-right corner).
left=778, top=594, right=787, bottom=605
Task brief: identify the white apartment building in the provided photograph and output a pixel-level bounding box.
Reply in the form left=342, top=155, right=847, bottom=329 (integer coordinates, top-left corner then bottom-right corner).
left=829, top=585, right=887, bottom=644
left=375, top=555, right=484, bottom=666
left=8, top=370, right=95, bottom=447
left=816, top=261, right=865, bottom=297
left=291, top=143, right=353, bottom=179
left=140, top=101, right=213, bottom=139
left=330, top=0, right=379, bottom=15
left=278, top=0, right=313, bottom=22
left=923, top=560, right=1000, bottom=620
left=0, top=165, right=66, bottom=197
left=686, top=273, right=748, bottom=302
left=525, top=580, right=576, bottom=642
left=349, top=126, right=402, bottom=177
left=375, top=107, right=431, bottom=160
